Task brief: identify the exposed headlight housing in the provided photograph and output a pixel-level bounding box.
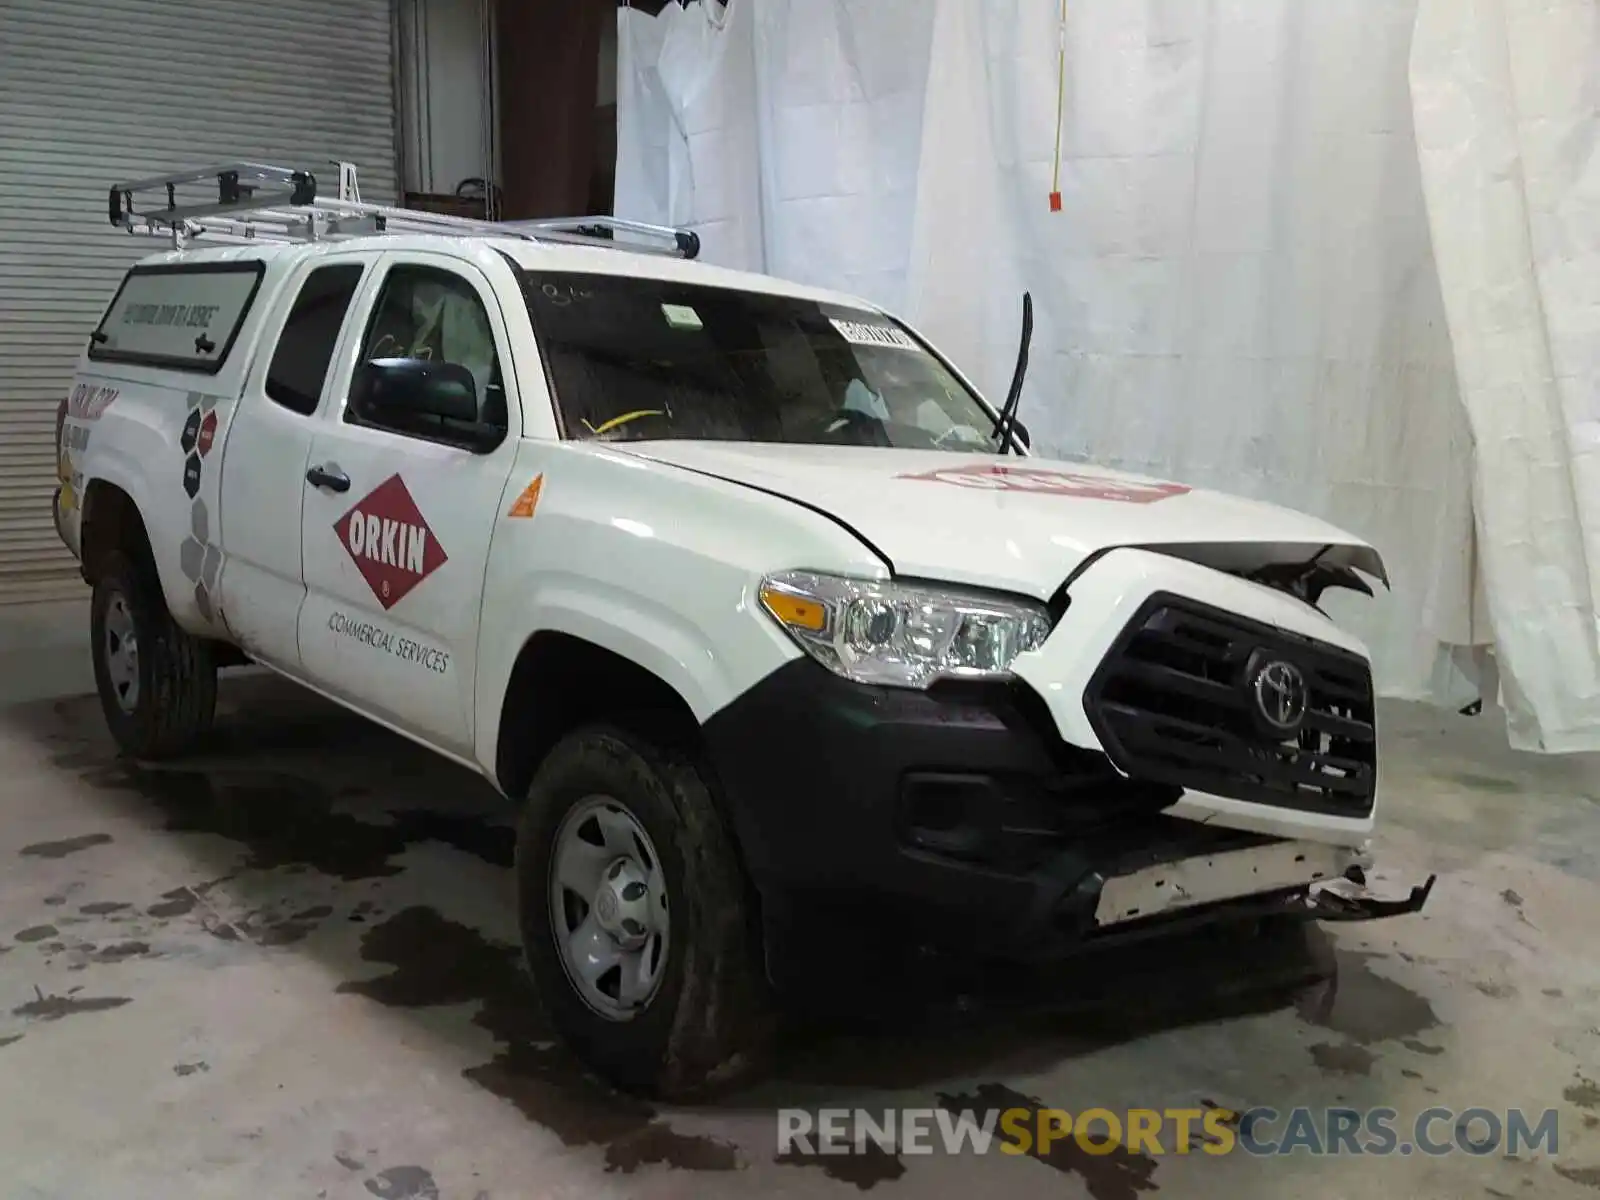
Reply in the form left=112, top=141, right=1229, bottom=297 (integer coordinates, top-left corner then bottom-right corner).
left=758, top=570, right=1053, bottom=688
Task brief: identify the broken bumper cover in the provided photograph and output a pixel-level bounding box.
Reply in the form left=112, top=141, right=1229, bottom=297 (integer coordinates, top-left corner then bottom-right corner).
left=703, top=658, right=1433, bottom=972
left=1303, top=871, right=1436, bottom=921
left=1020, top=841, right=1434, bottom=956
left=1087, top=838, right=1435, bottom=931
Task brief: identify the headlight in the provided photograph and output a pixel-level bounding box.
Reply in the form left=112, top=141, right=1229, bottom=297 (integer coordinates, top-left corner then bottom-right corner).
left=758, top=570, right=1053, bottom=688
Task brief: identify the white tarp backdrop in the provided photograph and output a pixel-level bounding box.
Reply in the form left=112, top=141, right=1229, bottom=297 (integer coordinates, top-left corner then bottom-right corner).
left=616, top=0, right=1598, bottom=752
left=1412, top=0, right=1600, bottom=753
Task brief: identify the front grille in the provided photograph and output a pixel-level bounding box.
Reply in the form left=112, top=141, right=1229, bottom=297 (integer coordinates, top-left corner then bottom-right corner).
left=1084, top=594, right=1377, bottom=816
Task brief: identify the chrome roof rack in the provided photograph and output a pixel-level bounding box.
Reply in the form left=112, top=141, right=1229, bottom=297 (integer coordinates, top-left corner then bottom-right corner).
left=107, top=162, right=701, bottom=259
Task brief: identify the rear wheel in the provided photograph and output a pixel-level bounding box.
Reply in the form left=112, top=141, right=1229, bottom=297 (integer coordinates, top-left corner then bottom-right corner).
left=516, top=725, right=770, bottom=1099
left=90, top=551, right=217, bottom=760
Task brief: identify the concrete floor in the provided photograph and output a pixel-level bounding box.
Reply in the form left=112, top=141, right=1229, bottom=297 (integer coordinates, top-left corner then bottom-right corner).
left=1, top=601, right=1598, bottom=1199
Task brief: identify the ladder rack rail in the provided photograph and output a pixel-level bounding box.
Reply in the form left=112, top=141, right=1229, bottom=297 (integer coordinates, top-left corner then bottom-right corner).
left=108, top=162, right=701, bottom=260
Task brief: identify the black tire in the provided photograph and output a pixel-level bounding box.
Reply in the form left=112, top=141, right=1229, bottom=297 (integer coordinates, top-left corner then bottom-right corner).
left=90, top=550, right=217, bottom=760
left=516, top=724, right=771, bottom=1100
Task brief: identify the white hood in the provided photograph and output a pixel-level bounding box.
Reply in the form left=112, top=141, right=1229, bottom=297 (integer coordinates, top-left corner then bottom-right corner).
left=615, top=442, right=1387, bottom=601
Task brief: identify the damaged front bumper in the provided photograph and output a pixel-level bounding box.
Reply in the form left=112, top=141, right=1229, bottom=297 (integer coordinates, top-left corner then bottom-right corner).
left=705, top=658, right=1435, bottom=981
left=1085, top=837, right=1435, bottom=930
left=1304, top=869, right=1437, bottom=922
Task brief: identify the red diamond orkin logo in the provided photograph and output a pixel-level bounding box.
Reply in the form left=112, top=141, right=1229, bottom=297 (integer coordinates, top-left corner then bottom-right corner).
left=333, top=474, right=448, bottom=610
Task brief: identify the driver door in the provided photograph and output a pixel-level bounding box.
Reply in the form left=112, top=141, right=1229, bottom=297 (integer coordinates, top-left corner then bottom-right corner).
left=297, top=250, right=522, bottom=756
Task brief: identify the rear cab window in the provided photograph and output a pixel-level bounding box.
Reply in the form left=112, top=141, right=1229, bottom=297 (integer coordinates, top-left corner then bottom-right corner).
left=264, top=263, right=366, bottom=416
left=89, top=261, right=265, bottom=374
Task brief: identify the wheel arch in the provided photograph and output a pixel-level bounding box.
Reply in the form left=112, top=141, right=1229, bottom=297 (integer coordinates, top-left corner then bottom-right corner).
left=80, top=476, right=157, bottom=585
left=493, top=629, right=705, bottom=803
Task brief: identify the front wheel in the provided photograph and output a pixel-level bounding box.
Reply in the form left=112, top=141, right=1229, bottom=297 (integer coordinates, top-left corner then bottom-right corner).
left=90, top=551, right=217, bottom=760
left=516, top=725, right=770, bottom=1099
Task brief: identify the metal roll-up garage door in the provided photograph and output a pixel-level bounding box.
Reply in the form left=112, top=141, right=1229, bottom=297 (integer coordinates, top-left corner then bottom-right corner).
left=0, top=0, right=397, bottom=604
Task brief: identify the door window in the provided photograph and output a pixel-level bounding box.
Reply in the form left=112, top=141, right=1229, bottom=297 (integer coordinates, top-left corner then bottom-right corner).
left=264, top=264, right=365, bottom=416
left=352, top=265, right=507, bottom=442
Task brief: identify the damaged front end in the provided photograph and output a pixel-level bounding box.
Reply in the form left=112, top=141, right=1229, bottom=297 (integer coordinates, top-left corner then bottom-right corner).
left=1305, top=865, right=1437, bottom=922
left=1042, top=831, right=1435, bottom=956
left=1141, top=539, right=1390, bottom=609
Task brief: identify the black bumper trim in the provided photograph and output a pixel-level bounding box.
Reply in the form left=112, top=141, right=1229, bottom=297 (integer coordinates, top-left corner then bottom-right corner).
left=700, top=658, right=1420, bottom=972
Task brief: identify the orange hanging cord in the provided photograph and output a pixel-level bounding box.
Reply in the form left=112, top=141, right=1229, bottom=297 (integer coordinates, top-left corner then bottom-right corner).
left=1049, top=0, right=1067, bottom=211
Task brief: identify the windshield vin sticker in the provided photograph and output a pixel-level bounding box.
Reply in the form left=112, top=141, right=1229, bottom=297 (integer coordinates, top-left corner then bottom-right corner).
left=830, top=319, right=918, bottom=351
left=900, top=463, right=1191, bottom=504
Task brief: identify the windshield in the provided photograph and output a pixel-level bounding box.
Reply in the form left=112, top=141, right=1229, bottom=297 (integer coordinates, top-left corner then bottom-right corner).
left=519, top=270, right=1002, bottom=451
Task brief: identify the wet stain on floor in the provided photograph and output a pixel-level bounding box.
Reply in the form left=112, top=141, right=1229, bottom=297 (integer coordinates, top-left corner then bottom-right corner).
left=938, top=1084, right=1160, bottom=1200
left=362, top=1165, right=441, bottom=1199
left=252, top=905, right=335, bottom=947
left=1309, top=1041, right=1377, bottom=1076
left=11, top=690, right=1518, bottom=1194
left=1555, top=1164, right=1600, bottom=1190
left=777, top=922, right=1332, bottom=1095
left=776, top=1141, right=907, bottom=1190
left=1565, top=1078, right=1600, bottom=1110
left=1296, top=951, right=1439, bottom=1045
left=80, top=764, right=513, bottom=881
left=0, top=1035, right=22, bottom=1050
left=1402, top=1038, right=1446, bottom=1056
left=15, top=925, right=58, bottom=944
left=337, top=906, right=739, bottom=1174
left=19, top=832, right=113, bottom=859
left=87, top=941, right=153, bottom=964
left=146, top=888, right=199, bottom=919
left=12, top=988, right=131, bottom=1021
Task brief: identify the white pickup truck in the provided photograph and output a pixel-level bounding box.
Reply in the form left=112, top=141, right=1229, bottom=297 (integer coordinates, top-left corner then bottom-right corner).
left=54, top=163, right=1432, bottom=1098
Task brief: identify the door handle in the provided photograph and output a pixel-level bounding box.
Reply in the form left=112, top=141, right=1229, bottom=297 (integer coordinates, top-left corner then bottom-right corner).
left=305, top=464, right=351, bottom=493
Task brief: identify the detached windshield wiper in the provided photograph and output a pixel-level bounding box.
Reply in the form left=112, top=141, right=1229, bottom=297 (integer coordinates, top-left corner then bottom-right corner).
left=992, top=291, right=1034, bottom=455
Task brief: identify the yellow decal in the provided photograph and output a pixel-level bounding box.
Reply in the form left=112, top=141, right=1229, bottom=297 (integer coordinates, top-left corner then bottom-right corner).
left=57, top=449, right=78, bottom=512
left=507, top=474, right=544, bottom=520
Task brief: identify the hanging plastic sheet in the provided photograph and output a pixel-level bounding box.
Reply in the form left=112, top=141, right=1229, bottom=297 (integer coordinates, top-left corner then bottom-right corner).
left=613, top=0, right=1506, bottom=725
left=1412, top=0, right=1600, bottom=750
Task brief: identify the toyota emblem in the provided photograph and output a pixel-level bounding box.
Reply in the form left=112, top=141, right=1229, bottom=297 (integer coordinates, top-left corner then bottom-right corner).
left=1252, top=659, right=1309, bottom=734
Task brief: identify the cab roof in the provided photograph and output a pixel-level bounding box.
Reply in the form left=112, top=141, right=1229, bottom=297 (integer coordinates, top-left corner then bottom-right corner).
left=133, top=233, right=886, bottom=316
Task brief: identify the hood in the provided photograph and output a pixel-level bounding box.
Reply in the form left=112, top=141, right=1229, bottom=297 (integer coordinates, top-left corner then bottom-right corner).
left=613, top=442, right=1387, bottom=601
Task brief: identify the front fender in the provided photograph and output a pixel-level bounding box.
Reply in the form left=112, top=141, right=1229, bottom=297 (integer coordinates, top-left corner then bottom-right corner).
left=471, top=441, right=891, bottom=778
left=473, top=572, right=802, bottom=777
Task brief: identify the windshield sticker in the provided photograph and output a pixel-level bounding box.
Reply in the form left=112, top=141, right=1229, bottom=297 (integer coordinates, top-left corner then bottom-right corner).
left=830, top=319, right=918, bottom=351
left=661, top=303, right=703, bottom=331
left=900, top=463, right=1191, bottom=504
left=334, top=474, right=449, bottom=610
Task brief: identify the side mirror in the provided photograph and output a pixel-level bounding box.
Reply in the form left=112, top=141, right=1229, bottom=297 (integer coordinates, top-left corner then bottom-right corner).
left=351, top=358, right=479, bottom=424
